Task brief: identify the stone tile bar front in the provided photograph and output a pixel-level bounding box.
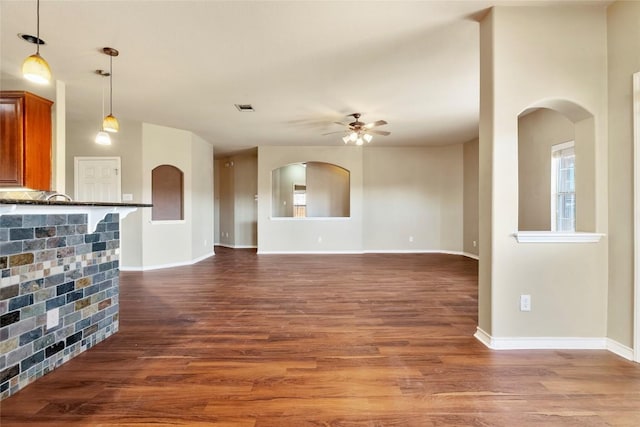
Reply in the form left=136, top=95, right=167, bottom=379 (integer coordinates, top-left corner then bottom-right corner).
left=0, top=202, right=146, bottom=400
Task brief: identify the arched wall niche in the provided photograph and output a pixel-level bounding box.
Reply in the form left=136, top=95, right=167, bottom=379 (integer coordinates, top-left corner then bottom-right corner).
left=271, top=161, right=350, bottom=218
left=518, top=98, right=595, bottom=232
left=151, top=164, right=184, bottom=221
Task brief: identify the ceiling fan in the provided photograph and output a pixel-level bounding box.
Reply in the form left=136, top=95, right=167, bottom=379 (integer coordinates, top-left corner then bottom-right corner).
left=324, top=113, right=390, bottom=145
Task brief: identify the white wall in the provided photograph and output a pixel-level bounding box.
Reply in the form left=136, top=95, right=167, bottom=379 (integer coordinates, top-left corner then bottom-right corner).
left=479, top=5, right=608, bottom=339
left=141, top=123, right=214, bottom=269
left=363, top=146, right=463, bottom=252
left=65, top=117, right=144, bottom=268
left=607, top=0, right=640, bottom=348
left=258, top=145, right=465, bottom=255
left=463, top=138, right=479, bottom=257
left=191, top=133, right=214, bottom=258
left=258, top=146, right=363, bottom=253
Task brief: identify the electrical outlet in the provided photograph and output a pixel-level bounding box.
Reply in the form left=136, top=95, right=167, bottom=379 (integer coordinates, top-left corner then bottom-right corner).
left=520, top=294, right=531, bottom=312
left=46, top=308, right=59, bottom=329
left=318, top=236, right=322, bottom=243
left=409, top=236, right=414, bottom=242
left=473, top=240, right=477, bottom=247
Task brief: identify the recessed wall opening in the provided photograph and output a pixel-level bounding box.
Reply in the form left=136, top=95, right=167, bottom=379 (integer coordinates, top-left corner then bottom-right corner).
left=271, top=162, right=350, bottom=218
left=517, top=100, right=595, bottom=232
left=152, top=164, right=184, bottom=221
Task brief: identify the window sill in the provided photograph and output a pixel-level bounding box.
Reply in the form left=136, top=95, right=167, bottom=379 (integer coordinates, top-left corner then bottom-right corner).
left=150, top=220, right=186, bottom=225
left=513, top=231, right=605, bottom=243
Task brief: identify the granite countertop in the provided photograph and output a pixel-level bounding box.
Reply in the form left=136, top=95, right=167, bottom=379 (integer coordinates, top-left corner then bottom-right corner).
left=0, top=199, right=152, bottom=208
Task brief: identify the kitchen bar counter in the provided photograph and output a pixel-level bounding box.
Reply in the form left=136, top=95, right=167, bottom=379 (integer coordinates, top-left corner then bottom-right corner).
left=0, top=201, right=150, bottom=400
left=1, top=200, right=152, bottom=233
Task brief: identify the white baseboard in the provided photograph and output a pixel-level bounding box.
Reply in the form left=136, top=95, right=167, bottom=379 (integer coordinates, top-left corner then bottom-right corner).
left=462, top=252, right=479, bottom=260
left=257, top=250, right=362, bottom=255
left=474, top=327, right=635, bottom=361
left=606, top=338, right=634, bottom=360
left=216, top=244, right=257, bottom=249
left=258, top=249, right=478, bottom=259
left=120, top=251, right=215, bottom=271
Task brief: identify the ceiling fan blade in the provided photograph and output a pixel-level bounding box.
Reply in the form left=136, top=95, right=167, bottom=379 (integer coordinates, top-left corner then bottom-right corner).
left=364, top=120, right=388, bottom=129
left=322, top=130, right=348, bottom=136
left=368, top=129, right=391, bottom=136
left=334, top=121, right=350, bottom=126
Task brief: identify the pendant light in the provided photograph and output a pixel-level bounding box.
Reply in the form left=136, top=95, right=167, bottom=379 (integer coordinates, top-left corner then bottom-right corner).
left=101, top=47, right=119, bottom=133
left=95, top=70, right=111, bottom=145
left=22, top=0, right=51, bottom=84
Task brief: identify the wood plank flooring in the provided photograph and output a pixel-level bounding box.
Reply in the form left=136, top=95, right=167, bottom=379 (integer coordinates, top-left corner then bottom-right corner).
left=2, top=247, right=640, bottom=426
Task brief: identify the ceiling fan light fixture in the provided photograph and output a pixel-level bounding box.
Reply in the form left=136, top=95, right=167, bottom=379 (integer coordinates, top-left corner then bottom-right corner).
left=342, top=135, right=350, bottom=144
left=363, top=133, right=373, bottom=143
left=22, top=0, right=51, bottom=84
left=349, top=132, right=358, bottom=142
left=95, top=131, right=112, bottom=145
left=356, top=137, right=364, bottom=146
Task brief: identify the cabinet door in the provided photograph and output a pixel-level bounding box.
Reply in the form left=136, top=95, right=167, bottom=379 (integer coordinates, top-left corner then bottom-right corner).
left=0, top=97, right=24, bottom=187
left=23, top=93, right=52, bottom=190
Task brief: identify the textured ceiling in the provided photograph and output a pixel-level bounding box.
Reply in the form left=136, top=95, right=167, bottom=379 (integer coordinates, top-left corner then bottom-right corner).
left=0, top=0, right=608, bottom=156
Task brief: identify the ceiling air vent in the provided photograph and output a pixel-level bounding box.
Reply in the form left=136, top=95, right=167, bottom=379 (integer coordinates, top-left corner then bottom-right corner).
left=234, top=104, right=254, bottom=112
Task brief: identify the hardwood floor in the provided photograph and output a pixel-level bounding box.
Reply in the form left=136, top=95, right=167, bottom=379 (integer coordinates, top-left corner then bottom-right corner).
left=2, top=247, right=639, bottom=426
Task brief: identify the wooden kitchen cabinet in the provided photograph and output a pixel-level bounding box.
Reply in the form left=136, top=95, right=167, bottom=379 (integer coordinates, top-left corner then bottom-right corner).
left=0, top=91, right=53, bottom=190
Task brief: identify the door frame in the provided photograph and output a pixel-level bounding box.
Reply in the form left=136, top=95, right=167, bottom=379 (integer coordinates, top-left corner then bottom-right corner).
left=634, top=72, right=640, bottom=363
left=73, top=156, right=122, bottom=202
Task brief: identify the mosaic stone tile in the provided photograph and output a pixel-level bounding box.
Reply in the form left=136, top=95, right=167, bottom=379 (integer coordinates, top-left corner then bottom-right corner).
left=46, top=237, right=66, bottom=249
left=0, top=216, right=22, bottom=228
left=1, top=213, right=120, bottom=400
left=23, top=239, right=46, bottom=251
left=0, top=242, right=23, bottom=256
left=9, top=254, right=34, bottom=267
left=0, top=285, right=19, bottom=300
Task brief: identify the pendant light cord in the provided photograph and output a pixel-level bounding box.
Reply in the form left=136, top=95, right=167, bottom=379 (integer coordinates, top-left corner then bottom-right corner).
left=109, top=55, right=113, bottom=115
left=36, top=0, right=40, bottom=55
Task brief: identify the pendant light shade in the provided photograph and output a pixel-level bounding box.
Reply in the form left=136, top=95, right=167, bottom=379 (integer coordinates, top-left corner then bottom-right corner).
left=95, top=131, right=111, bottom=145
left=22, top=0, right=51, bottom=84
left=102, top=114, right=119, bottom=133
left=23, top=53, right=51, bottom=84
left=101, top=47, right=119, bottom=133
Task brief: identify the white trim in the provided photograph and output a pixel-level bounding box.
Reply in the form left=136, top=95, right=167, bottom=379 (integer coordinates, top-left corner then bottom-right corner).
left=513, top=231, right=604, bottom=243
left=473, top=327, right=493, bottom=348
left=269, top=216, right=351, bottom=221
left=474, top=328, right=605, bottom=350
left=217, top=244, right=257, bottom=249
left=256, top=249, right=478, bottom=259
left=462, top=252, right=479, bottom=260
left=120, top=251, right=214, bottom=271
left=474, top=328, right=633, bottom=360
left=634, top=71, right=640, bottom=363
left=607, top=338, right=634, bottom=361
left=257, top=250, right=362, bottom=255
left=149, top=220, right=186, bottom=225
left=551, top=140, right=575, bottom=153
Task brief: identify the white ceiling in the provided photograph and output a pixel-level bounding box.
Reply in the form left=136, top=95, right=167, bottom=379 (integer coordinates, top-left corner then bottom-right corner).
left=0, top=0, right=608, bottom=156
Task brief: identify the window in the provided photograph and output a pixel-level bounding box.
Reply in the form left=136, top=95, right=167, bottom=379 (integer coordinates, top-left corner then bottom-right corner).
left=293, top=184, right=306, bottom=218
left=551, top=141, right=575, bottom=231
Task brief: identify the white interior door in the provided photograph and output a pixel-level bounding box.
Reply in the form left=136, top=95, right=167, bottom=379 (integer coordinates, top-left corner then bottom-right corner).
left=74, top=157, right=122, bottom=202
